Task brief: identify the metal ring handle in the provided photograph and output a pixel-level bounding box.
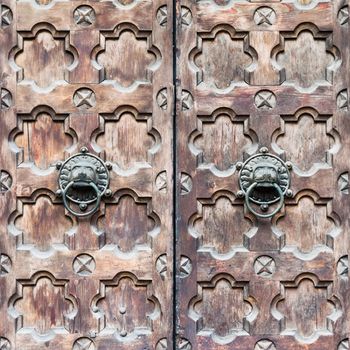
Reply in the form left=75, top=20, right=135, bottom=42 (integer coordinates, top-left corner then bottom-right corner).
left=62, top=181, right=101, bottom=217
left=245, top=182, right=284, bottom=219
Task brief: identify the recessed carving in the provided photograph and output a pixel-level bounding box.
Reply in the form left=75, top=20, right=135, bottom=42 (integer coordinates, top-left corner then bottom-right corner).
left=73, top=337, right=96, bottom=350
left=96, top=107, right=158, bottom=172
left=191, top=25, right=253, bottom=89
left=254, top=256, right=276, bottom=277
left=274, top=109, right=339, bottom=174
left=1, top=5, right=12, bottom=28
left=73, top=254, right=96, bottom=276
left=156, top=338, right=168, bottom=350
left=13, top=24, right=74, bottom=90
left=189, top=274, right=256, bottom=344
left=95, top=24, right=159, bottom=88
left=0, top=170, right=12, bottom=193
left=14, top=107, right=73, bottom=171
left=338, top=173, right=349, bottom=194
left=274, top=193, right=340, bottom=258
left=179, top=256, right=192, bottom=278
left=10, top=192, right=75, bottom=254
left=273, top=274, right=341, bottom=342
left=337, top=256, right=348, bottom=278
left=156, top=254, right=167, bottom=279
left=181, top=90, right=193, bottom=111
left=0, top=253, right=11, bottom=276
left=338, top=339, right=349, bottom=350
left=191, top=108, right=256, bottom=174
left=337, top=89, right=348, bottom=110
left=0, top=337, right=10, bottom=350
left=157, top=6, right=167, bottom=26
left=92, top=273, right=160, bottom=339
left=181, top=7, right=192, bottom=26
left=0, top=88, right=12, bottom=109
left=338, top=7, right=349, bottom=25
left=255, top=90, right=276, bottom=110
left=190, top=193, right=255, bottom=257
left=254, top=339, right=276, bottom=350
left=96, top=191, right=160, bottom=255
left=254, top=7, right=276, bottom=26
left=73, top=5, right=96, bottom=27
left=177, top=338, right=192, bottom=350
left=73, top=88, right=96, bottom=109
left=155, top=171, right=167, bottom=193
left=276, top=25, right=341, bottom=89
left=180, top=173, right=192, bottom=195
left=157, top=88, right=168, bottom=110
left=9, top=272, right=77, bottom=337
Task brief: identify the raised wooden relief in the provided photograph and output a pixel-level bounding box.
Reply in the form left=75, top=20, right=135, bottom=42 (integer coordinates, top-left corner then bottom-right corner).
left=177, top=0, right=350, bottom=349
left=0, top=0, right=173, bottom=349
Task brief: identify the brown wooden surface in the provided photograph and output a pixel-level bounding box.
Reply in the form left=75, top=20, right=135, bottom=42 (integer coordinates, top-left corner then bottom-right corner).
left=0, top=0, right=173, bottom=349
left=176, top=0, right=350, bottom=349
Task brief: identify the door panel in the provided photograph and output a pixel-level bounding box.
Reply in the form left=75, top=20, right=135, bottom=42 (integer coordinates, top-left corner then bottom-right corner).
left=176, top=0, right=350, bottom=349
left=0, top=0, right=173, bottom=349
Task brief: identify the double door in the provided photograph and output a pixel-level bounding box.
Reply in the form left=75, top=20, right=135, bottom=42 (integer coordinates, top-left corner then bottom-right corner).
left=0, top=0, right=349, bottom=349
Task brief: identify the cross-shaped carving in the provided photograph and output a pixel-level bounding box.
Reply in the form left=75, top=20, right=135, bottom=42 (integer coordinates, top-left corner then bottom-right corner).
left=338, top=7, right=349, bottom=25
left=0, top=88, right=12, bottom=109
left=73, top=338, right=95, bottom=350
left=255, top=340, right=276, bottom=350
left=0, top=170, right=12, bottom=193
left=254, top=90, right=276, bottom=110
left=0, top=254, right=11, bottom=276
left=73, top=254, right=96, bottom=276
left=73, top=88, right=96, bottom=109
left=74, top=6, right=96, bottom=26
left=254, top=256, right=276, bottom=277
left=1, top=5, right=12, bottom=27
left=0, top=337, right=11, bottom=350
left=254, top=7, right=276, bottom=26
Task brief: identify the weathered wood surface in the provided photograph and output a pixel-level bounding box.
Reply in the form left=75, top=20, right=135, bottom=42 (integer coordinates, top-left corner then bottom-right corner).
left=0, top=0, right=173, bottom=349
left=176, top=0, right=350, bottom=349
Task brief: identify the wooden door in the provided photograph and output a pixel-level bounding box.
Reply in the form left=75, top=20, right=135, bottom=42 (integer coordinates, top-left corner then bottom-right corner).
left=176, top=0, right=350, bottom=349
left=0, top=0, right=173, bottom=349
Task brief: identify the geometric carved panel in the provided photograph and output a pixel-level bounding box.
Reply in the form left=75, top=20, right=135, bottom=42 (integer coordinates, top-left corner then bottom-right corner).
left=10, top=192, right=75, bottom=255
left=95, top=25, right=159, bottom=88
left=13, top=107, right=73, bottom=171
left=191, top=25, right=253, bottom=90
left=96, top=107, right=158, bottom=173
left=276, top=25, right=341, bottom=90
left=92, top=273, right=160, bottom=340
left=189, top=192, right=256, bottom=258
left=273, top=274, right=341, bottom=343
left=189, top=274, right=257, bottom=345
left=190, top=108, right=256, bottom=175
left=9, top=272, right=77, bottom=339
left=274, top=108, right=339, bottom=174
left=96, top=191, right=160, bottom=256
left=13, top=24, right=74, bottom=90
left=274, top=193, right=340, bottom=258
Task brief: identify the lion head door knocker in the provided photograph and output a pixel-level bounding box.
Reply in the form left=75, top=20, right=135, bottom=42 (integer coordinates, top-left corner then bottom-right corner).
left=236, top=147, right=293, bottom=218
left=56, top=147, right=112, bottom=217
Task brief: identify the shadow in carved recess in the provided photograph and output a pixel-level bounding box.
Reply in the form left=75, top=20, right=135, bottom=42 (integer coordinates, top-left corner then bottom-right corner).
left=188, top=274, right=258, bottom=345
left=91, top=272, right=160, bottom=341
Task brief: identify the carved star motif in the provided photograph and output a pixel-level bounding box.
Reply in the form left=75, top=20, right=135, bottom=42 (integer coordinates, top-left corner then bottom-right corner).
left=73, top=338, right=95, bottom=350
left=254, top=256, right=276, bottom=277
left=337, top=90, right=348, bottom=110
left=73, top=88, right=96, bottom=109
left=156, top=255, right=167, bottom=277
left=338, top=339, right=349, bottom=350
left=157, top=89, right=168, bottom=110
left=74, top=6, right=95, bottom=26
left=0, top=337, right=11, bottom=350
left=338, top=7, right=349, bottom=25
left=337, top=256, right=349, bottom=277
left=0, top=88, right=12, bottom=109
left=255, top=90, right=276, bottom=110
left=339, top=173, right=349, bottom=194
left=255, top=340, right=276, bottom=350
left=181, top=7, right=192, bottom=26
left=0, top=254, right=11, bottom=275
left=157, top=6, right=167, bottom=26
left=1, top=6, right=12, bottom=27
left=180, top=173, right=192, bottom=195
left=155, top=171, right=167, bottom=192
left=73, top=254, right=95, bottom=276
left=0, top=170, right=12, bottom=193
left=254, top=7, right=276, bottom=26
left=181, top=90, right=193, bottom=111
left=179, top=256, right=192, bottom=277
